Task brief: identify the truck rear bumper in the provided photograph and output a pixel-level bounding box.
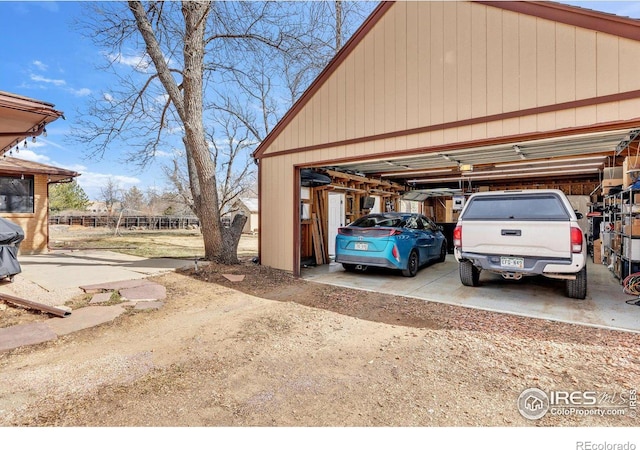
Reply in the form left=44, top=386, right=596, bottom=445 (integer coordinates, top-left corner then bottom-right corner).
left=455, top=249, right=585, bottom=275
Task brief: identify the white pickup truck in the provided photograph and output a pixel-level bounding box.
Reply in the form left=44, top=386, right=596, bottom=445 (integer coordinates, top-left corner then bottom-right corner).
left=453, top=189, right=587, bottom=299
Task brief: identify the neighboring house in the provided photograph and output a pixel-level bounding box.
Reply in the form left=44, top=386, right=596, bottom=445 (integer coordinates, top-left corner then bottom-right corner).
left=0, top=91, right=77, bottom=254
left=231, top=197, right=259, bottom=234
left=87, top=201, right=123, bottom=214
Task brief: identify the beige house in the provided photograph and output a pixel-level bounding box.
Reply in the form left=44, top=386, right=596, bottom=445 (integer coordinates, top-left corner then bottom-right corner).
left=0, top=91, right=77, bottom=253
left=254, top=1, right=640, bottom=275
left=232, top=198, right=259, bottom=234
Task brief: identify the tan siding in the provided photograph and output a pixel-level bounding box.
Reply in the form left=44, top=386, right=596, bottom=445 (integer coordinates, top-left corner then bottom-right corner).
left=363, top=30, right=376, bottom=137
left=471, top=3, right=487, bottom=119
left=597, top=33, right=619, bottom=96
left=260, top=158, right=294, bottom=271
left=430, top=2, right=445, bottom=124
left=502, top=11, right=520, bottom=112
left=620, top=38, right=640, bottom=91
left=556, top=25, right=577, bottom=103
left=394, top=3, right=407, bottom=133
left=576, top=28, right=597, bottom=99
left=417, top=2, right=431, bottom=128
left=353, top=44, right=366, bottom=137
left=486, top=7, right=503, bottom=116
left=537, top=19, right=556, bottom=106
left=384, top=10, right=396, bottom=133
left=519, top=14, right=537, bottom=110
left=406, top=0, right=419, bottom=136
left=443, top=2, right=457, bottom=123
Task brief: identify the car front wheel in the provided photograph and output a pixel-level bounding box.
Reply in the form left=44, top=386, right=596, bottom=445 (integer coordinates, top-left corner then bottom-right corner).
left=402, top=250, right=419, bottom=277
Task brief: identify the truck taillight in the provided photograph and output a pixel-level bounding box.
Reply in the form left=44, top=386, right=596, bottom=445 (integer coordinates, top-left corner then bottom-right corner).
left=453, top=225, right=462, bottom=248
left=571, top=227, right=583, bottom=253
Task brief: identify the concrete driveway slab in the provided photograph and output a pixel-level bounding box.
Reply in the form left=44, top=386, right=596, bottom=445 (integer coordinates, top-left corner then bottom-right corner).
left=303, top=258, right=640, bottom=333
left=16, top=250, right=191, bottom=292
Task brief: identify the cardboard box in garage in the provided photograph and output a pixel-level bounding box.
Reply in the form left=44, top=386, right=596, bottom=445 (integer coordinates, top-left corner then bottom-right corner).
left=593, top=238, right=602, bottom=263
left=602, top=178, right=623, bottom=196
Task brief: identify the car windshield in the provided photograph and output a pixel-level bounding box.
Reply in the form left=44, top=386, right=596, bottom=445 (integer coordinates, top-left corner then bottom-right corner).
left=350, top=215, right=406, bottom=228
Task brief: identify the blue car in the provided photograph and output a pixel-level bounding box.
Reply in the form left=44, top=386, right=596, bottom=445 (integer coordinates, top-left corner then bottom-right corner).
left=335, top=212, right=447, bottom=277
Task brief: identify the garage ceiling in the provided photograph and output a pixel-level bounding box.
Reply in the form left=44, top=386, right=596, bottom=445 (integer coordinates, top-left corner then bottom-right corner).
left=326, top=128, right=640, bottom=188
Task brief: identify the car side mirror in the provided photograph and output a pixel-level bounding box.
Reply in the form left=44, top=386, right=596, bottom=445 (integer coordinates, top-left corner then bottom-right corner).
left=575, top=212, right=583, bottom=219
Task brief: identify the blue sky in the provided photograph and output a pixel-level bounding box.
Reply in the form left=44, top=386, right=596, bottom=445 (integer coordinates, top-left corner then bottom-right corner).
left=1, top=1, right=640, bottom=201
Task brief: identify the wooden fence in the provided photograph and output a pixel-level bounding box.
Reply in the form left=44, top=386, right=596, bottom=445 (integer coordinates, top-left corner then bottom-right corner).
left=49, top=215, right=200, bottom=230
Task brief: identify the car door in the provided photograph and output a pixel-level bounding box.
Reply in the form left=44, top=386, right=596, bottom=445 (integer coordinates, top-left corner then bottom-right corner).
left=418, top=216, right=438, bottom=260
left=406, top=215, right=430, bottom=263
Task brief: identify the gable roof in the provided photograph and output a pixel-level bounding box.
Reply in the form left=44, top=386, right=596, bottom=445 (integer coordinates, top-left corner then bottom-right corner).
left=253, top=0, right=640, bottom=161
left=0, top=157, right=79, bottom=183
left=237, top=197, right=258, bottom=213
left=0, top=91, right=65, bottom=156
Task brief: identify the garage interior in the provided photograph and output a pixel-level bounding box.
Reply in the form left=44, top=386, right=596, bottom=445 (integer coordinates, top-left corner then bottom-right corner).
left=301, top=127, right=640, bottom=277
left=298, top=128, right=640, bottom=333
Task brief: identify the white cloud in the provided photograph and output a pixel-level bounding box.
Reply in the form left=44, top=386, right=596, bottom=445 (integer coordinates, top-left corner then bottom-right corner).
left=103, top=93, right=114, bottom=103
left=154, top=150, right=178, bottom=158
left=10, top=149, right=51, bottom=164
left=30, top=74, right=66, bottom=87
left=107, top=52, right=152, bottom=72
left=32, top=60, right=48, bottom=71
left=69, top=87, right=91, bottom=97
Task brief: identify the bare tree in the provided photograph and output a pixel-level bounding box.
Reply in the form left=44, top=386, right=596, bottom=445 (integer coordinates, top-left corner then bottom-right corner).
left=72, top=1, right=375, bottom=264
left=100, top=178, right=122, bottom=215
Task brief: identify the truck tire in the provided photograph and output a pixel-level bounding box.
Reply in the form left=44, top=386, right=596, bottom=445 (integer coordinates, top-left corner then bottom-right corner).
left=566, top=267, right=587, bottom=300
left=459, top=260, right=480, bottom=286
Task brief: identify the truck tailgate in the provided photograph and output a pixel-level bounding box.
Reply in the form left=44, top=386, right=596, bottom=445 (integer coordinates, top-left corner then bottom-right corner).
left=462, top=221, right=572, bottom=258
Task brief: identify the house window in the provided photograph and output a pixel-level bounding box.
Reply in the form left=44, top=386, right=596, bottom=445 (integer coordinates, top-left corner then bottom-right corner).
left=0, top=176, right=34, bottom=213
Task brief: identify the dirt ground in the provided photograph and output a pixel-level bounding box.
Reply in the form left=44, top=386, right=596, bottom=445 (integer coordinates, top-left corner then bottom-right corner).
left=1, top=232, right=639, bottom=428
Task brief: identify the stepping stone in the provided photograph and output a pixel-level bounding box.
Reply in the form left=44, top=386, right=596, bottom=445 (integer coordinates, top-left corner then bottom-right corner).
left=134, top=301, right=164, bottom=311
left=222, top=274, right=245, bottom=282
left=0, top=323, right=57, bottom=352
left=89, top=292, right=113, bottom=304
left=46, top=305, right=125, bottom=336
left=80, top=279, right=154, bottom=293
left=119, top=283, right=166, bottom=302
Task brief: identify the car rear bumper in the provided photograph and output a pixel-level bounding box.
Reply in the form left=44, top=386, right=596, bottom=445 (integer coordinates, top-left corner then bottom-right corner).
left=455, top=250, right=585, bottom=275
left=334, top=253, right=402, bottom=270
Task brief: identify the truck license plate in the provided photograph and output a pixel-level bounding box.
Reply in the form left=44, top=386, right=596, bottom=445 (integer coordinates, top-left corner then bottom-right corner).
left=354, top=242, right=368, bottom=251
left=500, top=256, right=524, bottom=269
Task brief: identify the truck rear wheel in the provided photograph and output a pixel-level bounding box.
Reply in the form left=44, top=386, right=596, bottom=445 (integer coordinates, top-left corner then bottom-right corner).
left=566, top=267, right=587, bottom=300
left=459, top=260, right=480, bottom=286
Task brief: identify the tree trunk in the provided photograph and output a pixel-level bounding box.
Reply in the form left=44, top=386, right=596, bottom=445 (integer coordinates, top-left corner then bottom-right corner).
left=181, top=1, right=225, bottom=262
left=221, top=214, right=248, bottom=264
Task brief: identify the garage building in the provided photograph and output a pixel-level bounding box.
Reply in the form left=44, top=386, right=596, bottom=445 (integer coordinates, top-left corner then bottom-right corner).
left=253, top=1, right=640, bottom=277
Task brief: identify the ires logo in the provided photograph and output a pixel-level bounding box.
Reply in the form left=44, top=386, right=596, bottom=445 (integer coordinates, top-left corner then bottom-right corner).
left=518, top=388, right=635, bottom=420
